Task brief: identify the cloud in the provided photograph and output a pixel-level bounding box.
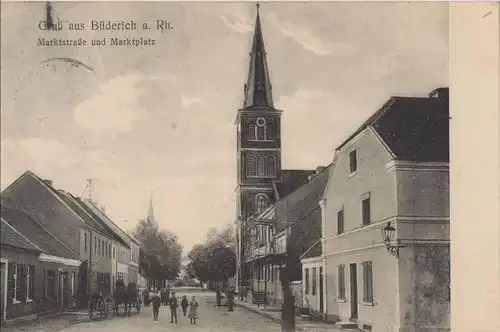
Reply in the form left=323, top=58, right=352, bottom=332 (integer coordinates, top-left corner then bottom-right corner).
left=280, top=24, right=356, bottom=56
left=221, top=14, right=253, bottom=34
left=181, top=95, right=205, bottom=109
left=73, top=73, right=145, bottom=135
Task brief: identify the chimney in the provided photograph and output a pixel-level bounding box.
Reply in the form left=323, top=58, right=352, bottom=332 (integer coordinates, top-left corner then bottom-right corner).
left=429, top=87, right=449, bottom=101
left=316, top=166, right=326, bottom=174
left=43, top=179, right=53, bottom=187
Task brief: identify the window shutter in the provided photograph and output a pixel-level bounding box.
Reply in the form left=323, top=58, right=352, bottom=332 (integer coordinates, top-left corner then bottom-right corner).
left=29, top=265, right=35, bottom=299
left=362, top=262, right=368, bottom=302
left=266, top=122, right=274, bottom=140
left=7, top=263, right=15, bottom=304
left=367, top=262, right=373, bottom=302
left=19, top=265, right=27, bottom=302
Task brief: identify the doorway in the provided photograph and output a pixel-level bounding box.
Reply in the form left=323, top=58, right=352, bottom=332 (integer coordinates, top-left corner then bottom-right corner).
left=319, top=267, right=324, bottom=313
left=349, top=263, right=358, bottom=319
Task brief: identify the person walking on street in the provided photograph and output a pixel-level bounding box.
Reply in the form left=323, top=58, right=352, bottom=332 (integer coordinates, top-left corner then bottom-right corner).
left=151, top=289, right=161, bottom=321
left=188, top=296, right=199, bottom=324
left=181, top=295, right=189, bottom=316
left=168, top=291, right=178, bottom=324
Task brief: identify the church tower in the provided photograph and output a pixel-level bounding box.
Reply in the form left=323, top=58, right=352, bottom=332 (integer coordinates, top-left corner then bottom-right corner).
left=235, top=4, right=282, bottom=288
left=236, top=3, right=282, bottom=222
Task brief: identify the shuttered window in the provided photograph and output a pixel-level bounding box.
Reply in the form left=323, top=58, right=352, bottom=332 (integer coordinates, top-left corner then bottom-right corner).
left=267, top=156, right=276, bottom=177
left=47, top=270, right=55, bottom=298
left=257, top=156, right=266, bottom=177
left=362, top=261, right=374, bottom=303
left=338, top=265, right=346, bottom=300
left=27, top=265, right=35, bottom=300
left=247, top=156, right=256, bottom=177
left=304, top=268, right=310, bottom=295
left=312, top=268, right=317, bottom=295
left=349, top=150, right=357, bottom=173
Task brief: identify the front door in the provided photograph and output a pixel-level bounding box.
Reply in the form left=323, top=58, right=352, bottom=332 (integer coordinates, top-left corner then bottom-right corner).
left=60, top=272, right=70, bottom=309
left=349, top=263, right=358, bottom=319
left=319, top=267, right=324, bottom=313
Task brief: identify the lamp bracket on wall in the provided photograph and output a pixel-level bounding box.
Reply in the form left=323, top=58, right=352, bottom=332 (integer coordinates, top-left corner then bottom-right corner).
left=381, top=222, right=404, bottom=259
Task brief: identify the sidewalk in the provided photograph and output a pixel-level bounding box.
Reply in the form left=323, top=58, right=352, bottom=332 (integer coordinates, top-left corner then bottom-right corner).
left=234, top=299, right=341, bottom=332
left=1, top=311, right=88, bottom=332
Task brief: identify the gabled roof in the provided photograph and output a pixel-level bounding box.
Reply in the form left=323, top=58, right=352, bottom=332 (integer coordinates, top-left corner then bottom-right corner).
left=275, top=165, right=332, bottom=232
left=1, top=218, right=41, bottom=253
left=1, top=203, right=78, bottom=259
left=273, top=169, right=315, bottom=200
left=337, top=88, right=449, bottom=162
left=75, top=198, right=130, bottom=248
left=300, top=239, right=322, bottom=260
left=80, top=199, right=136, bottom=247
left=242, top=4, right=274, bottom=109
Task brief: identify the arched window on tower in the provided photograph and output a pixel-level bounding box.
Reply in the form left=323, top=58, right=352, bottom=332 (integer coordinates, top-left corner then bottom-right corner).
left=266, top=121, right=275, bottom=141
left=257, top=156, right=266, bottom=177
left=267, top=156, right=276, bottom=177
left=255, top=117, right=267, bottom=141
left=247, top=156, right=256, bottom=177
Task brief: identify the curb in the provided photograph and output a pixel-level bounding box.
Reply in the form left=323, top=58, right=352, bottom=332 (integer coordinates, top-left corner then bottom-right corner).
left=234, top=302, right=281, bottom=324
left=55, top=316, right=88, bottom=331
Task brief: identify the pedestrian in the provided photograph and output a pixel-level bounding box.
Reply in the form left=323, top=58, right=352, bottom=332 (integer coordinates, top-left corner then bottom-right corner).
left=168, top=291, right=178, bottom=324
left=188, top=296, right=199, bottom=324
left=151, top=290, right=161, bottom=321
left=181, top=295, right=189, bottom=316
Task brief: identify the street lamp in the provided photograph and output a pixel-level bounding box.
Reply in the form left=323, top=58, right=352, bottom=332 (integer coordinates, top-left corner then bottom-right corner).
left=381, top=222, right=402, bottom=259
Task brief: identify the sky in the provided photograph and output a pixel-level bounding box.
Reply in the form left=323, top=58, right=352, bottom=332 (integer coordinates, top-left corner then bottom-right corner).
left=0, top=1, right=449, bottom=253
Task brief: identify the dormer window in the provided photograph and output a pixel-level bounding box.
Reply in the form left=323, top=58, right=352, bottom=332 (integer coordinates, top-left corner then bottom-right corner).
left=349, top=150, right=358, bottom=174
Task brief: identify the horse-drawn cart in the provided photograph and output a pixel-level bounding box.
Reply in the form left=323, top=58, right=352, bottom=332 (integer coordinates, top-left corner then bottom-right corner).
left=112, top=280, right=141, bottom=317
left=88, top=293, right=111, bottom=320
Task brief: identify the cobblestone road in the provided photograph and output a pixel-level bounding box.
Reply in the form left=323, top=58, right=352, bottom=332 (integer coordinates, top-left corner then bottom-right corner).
left=60, top=291, right=285, bottom=332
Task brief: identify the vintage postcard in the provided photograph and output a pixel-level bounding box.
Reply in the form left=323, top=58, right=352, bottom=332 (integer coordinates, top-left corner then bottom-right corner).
left=0, top=1, right=498, bottom=332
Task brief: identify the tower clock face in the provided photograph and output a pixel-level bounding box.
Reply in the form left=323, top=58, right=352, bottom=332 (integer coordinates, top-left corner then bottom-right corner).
left=256, top=117, right=266, bottom=126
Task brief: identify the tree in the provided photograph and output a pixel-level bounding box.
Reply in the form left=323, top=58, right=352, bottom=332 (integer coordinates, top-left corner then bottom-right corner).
left=187, top=225, right=237, bottom=284
left=133, top=218, right=182, bottom=286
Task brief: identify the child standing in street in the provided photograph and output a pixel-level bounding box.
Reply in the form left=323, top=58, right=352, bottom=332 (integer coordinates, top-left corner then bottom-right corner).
left=181, top=295, right=189, bottom=316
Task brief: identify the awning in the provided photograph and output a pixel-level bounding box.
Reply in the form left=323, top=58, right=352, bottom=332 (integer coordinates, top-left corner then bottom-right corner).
left=38, top=253, right=81, bottom=267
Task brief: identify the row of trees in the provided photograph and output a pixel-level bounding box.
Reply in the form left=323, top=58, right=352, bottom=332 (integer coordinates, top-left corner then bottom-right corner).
left=186, top=225, right=237, bottom=285
left=133, top=217, right=183, bottom=285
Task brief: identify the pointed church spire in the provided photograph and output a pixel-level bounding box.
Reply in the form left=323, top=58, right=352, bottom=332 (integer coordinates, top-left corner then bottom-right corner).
left=147, top=190, right=156, bottom=225
left=243, top=3, right=274, bottom=109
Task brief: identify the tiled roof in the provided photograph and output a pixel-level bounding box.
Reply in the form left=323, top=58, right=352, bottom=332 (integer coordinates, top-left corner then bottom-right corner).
left=338, top=89, right=449, bottom=162
left=0, top=204, right=78, bottom=259
left=273, top=170, right=315, bottom=200
left=1, top=218, right=41, bottom=253
left=275, top=165, right=332, bottom=232
left=77, top=199, right=130, bottom=248
left=300, top=239, right=322, bottom=260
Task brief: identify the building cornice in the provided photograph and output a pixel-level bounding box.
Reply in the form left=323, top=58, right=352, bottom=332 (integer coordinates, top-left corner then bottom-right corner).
left=385, top=160, right=450, bottom=173
left=38, top=253, right=81, bottom=267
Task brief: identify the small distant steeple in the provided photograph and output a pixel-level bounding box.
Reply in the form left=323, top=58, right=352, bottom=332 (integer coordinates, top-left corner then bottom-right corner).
left=243, top=2, right=274, bottom=109
left=147, top=190, right=156, bottom=226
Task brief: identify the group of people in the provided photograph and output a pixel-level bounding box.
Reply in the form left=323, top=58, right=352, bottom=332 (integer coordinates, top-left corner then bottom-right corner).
left=145, top=288, right=199, bottom=324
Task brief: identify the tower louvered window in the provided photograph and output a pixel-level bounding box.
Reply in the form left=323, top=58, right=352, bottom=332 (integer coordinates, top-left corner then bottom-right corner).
left=257, top=156, right=266, bottom=177
left=247, top=156, right=256, bottom=177
left=266, top=122, right=274, bottom=140
left=267, top=156, right=276, bottom=177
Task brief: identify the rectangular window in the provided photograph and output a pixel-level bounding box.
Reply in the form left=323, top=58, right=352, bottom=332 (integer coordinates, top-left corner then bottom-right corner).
left=338, top=265, right=346, bottom=300
left=47, top=270, right=55, bottom=298
left=109, top=244, right=112, bottom=258
left=312, top=267, right=317, bottom=296
left=94, top=237, right=97, bottom=254
left=84, top=232, right=88, bottom=252
left=337, top=209, right=344, bottom=234
left=363, top=261, right=374, bottom=303
left=98, top=239, right=101, bottom=255
left=113, top=247, right=115, bottom=258
left=13, top=264, right=22, bottom=302
left=362, top=196, right=371, bottom=225
left=349, top=150, right=357, bottom=173
left=305, top=268, right=310, bottom=295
